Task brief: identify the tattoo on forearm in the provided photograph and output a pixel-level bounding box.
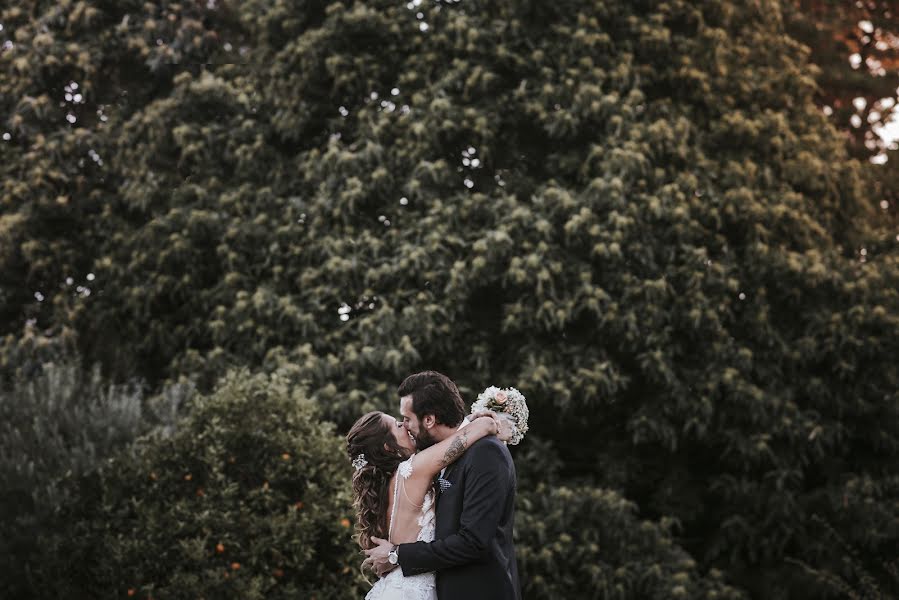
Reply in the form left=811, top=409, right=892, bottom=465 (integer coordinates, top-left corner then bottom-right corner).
left=442, top=431, right=468, bottom=467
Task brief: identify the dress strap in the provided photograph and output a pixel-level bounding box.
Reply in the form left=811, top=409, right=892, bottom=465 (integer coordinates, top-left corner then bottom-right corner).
left=388, top=463, right=402, bottom=540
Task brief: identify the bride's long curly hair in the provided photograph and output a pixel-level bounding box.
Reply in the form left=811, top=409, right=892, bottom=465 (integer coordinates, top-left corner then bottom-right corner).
left=346, top=411, right=411, bottom=550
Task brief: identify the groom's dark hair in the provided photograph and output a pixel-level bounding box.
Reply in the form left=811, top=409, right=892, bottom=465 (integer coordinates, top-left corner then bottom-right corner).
left=398, top=371, right=466, bottom=427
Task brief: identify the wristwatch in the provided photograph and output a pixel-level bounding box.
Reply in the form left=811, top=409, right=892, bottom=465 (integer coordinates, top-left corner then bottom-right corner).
left=388, top=545, right=399, bottom=565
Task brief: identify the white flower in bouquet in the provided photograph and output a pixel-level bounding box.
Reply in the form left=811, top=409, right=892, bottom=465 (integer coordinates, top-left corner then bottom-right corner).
left=470, top=386, right=529, bottom=445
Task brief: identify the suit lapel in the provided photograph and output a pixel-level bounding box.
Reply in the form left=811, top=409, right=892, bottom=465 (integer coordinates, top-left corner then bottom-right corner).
left=435, top=457, right=463, bottom=505
left=443, top=457, right=462, bottom=481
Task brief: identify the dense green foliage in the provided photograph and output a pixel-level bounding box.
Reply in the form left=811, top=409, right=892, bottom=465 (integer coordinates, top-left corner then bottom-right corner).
left=28, top=370, right=362, bottom=599
left=2, top=0, right=899, bottom=598
left=1, top=360, right=141, bottom=511
left=516, top=483, right=747, bottom=599
left=511, top=438, right=749, bottom=598
left=0, top=353, right=146, bottom=599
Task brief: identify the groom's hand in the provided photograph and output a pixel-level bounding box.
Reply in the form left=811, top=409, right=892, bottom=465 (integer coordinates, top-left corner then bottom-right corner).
left=363, top=536, right=397, bottom=577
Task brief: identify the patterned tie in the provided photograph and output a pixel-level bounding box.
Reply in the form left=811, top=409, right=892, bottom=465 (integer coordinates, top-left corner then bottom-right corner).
left=436, top=465, right=453, bottom=494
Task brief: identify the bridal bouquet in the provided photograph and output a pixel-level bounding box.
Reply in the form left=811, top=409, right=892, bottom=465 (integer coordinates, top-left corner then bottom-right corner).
left=470, top=386, right=529, bottom=445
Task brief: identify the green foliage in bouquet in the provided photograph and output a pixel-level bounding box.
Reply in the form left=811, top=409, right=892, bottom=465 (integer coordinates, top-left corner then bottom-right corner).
left=29, top=370, right=365, bottom=600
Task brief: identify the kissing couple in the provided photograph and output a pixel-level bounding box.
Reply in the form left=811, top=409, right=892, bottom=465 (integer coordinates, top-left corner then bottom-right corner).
left=346, top=370, right=522, bottom=600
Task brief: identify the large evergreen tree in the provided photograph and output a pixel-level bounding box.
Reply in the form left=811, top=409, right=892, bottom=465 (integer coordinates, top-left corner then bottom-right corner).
left=29, top=370, right=363, bottom=599
left=2, top=0, right=898, bottom=598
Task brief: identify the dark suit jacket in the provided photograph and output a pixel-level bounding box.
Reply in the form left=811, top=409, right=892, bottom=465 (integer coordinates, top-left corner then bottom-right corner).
left=397, top=436, right=521, bottom=600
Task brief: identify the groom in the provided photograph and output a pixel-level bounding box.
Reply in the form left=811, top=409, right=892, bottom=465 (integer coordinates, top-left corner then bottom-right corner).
left=364, top=370, right=521, bottom=600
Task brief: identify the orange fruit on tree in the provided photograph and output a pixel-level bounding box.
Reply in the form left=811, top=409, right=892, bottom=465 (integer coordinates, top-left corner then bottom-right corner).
left=216, top=543, right=225, bottom=554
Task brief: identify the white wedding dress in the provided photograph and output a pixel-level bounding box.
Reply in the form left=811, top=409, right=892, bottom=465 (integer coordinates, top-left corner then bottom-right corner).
left=364, top=455, right=437, bottom=600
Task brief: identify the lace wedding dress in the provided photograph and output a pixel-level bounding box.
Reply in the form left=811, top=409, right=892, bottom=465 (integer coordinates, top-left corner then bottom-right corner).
left=364, top=455, right=437, bottom=600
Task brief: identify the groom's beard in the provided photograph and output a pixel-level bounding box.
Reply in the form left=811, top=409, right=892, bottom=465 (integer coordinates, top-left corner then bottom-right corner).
left=415, top=428, right=437, bottom=450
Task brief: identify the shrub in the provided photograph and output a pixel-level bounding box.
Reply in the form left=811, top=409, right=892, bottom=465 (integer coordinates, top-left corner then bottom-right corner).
left=0, top=352, right=162, bottom=599
left=31, top=370, right=365, bottom=599
left=517, top=482, right=747, bottom=600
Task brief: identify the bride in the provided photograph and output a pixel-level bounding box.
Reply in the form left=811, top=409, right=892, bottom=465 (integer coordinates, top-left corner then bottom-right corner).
left=345, top=409, right=511, bottom=600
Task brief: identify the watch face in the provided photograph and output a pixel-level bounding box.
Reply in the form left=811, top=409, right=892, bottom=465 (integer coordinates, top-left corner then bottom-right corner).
left=388, top=551, right=398, bottom=564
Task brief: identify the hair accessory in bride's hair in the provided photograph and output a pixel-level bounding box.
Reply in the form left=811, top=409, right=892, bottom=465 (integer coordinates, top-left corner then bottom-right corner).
left=352, top=453, right=368, bottom=471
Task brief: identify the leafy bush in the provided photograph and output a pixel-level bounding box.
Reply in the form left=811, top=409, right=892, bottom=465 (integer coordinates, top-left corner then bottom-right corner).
left=29, top=370, right=364, bottom=599
left=0, top=323, right=77, bottom=389
left=0, top=361, right=144, bottom=509
left=0, top=349, right=168, bottom=599
left=517, top=483, right=748, bottom=600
